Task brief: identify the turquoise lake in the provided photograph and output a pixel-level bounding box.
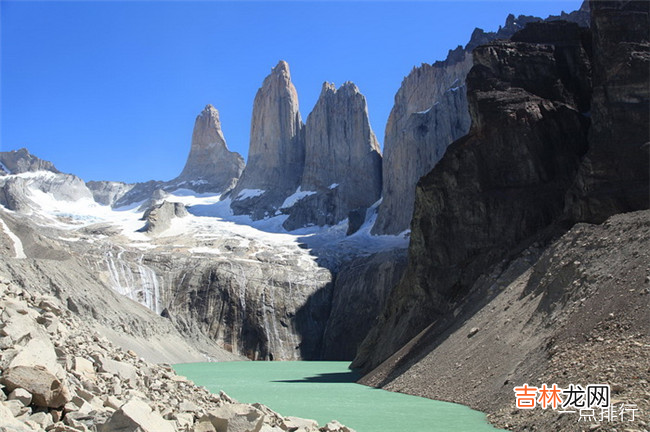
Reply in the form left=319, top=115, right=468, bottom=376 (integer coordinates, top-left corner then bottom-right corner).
left=173, top=361, right=502, bottom=432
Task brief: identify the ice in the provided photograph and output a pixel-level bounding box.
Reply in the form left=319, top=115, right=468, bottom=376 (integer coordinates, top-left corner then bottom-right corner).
left=328, top=183, right=339, bottom=189
left=280, top=187, right=316, bottom=209
left=236, top=189, right=265, bottom=200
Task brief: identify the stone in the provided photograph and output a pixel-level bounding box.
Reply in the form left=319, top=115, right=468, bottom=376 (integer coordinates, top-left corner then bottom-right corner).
left=98, top=398, right=175, bottom=432
left=203, top=403, right=265, bottom=432
left=230, top=60, right=305, bottom=219
left=103, top=395, right=122, bottom=411
left=468, top=327, right=480, bottom=338
left=96, top=357, right=137, bottom=384
left=282, top=82, right=382, bottom=230
left=0, top=400, right=32, bottom=431
left=29, top=411, right=53, bottom=429
left=179, top=400, right=199, bottom=412
left=174, top=104, right=245, bottom=194
left=139, top=201, right=189, bottom=235
left=73, top=357, right=95, bottom=379
left=282, top=416, right=319, bottom=431
left=8, top=387, right=32, bottom=406
left=9, top=336, right=63, bottom=378
left=1, top=366, right=71, bottom=408
left=174, top=411, right=194, bottom=430
left=2, top=399, right=29, bottom=416
left=320, top=420, right=355, bottom=432
left=193, top=418, right=217, bottom=432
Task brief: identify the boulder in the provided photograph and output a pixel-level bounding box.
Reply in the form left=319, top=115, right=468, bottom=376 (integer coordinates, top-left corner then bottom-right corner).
left=0, top=400, right=33, bottom=431
left=203, top=403, right=265, bottom=432
left=98, top=398, right=175, bottom=432
left=96, top=357, right=138, bottom=384
left=281, top=416, right=319, bottom=431
left=8, top=387, right=32, bottom=406
left=1, top=365, right=71, bottom=408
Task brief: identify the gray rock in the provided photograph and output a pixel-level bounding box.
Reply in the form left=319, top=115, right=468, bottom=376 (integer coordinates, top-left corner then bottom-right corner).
left=372, top=50, right=473, bottom=235
left=1, top=366, right=71, bottom=408
left=230, top=60, right=305, bottom=219
left=0, top=148, right=59, bottom=175
left=98, top=398, right=175, bottom=432
left=86, top=181, right=134, bottom=207
left=0, top=401, right=32, bottom=431
left=174, top=104, right=245, bottom=194
left=282, top=416, right=319, bottom=431
left=283, top=82, right=382, bottom=231
left=139, top=201, right=189, bottom=235
left=96, top=357, right=137, bottom=384
left=202, top=404, right=265, bottom=432
left=8, top=388, right=32, bottom=406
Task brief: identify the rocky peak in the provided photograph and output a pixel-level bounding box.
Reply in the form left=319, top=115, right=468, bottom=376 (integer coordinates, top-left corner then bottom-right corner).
left=175, top=104, right=244, bottom=193
left=229, top=60, right=305, bottom=219
left=282, top=81, right=382, bottom=230
left=0, top=148, right=60, bottom=175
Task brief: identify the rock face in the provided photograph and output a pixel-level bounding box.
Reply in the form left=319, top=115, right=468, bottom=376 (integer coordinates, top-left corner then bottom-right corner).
left=372, top=10, right=590, bottom=235
left=86, top=181, right=134, bottom=206
left=174, top=104, right=245, bottom=194
left=139, top=201, right=188, bottom=235
left=372, top=50, right=473, bottom=235
left=283, top=82, right=382, bottom=231
left=565, top=0, right=650, bottom=222
left=320, top=249, right=407, bottom=360
left=0, top=148, right=59, bottom=175
left=161, top=251, right=334, bottom=361
left=230, top=61, right=305, bottom=219
left=354, top=20, right=593, bottom=372
left=0, top=151, right=94, bottom=213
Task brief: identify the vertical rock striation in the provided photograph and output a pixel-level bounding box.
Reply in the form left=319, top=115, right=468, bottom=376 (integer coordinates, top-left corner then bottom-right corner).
left=565, top=0, right=649, bottom=222
left=282, top=82, right=382, bottom=231
left=175, top=104, right=245, bottom=193
left=230, top=61, right=305, bottom=219
left=371, top=51, right=474, bottom=235
left=354, top=20, right=593, bottom=372
left=372, top=9, right=591, bottom=236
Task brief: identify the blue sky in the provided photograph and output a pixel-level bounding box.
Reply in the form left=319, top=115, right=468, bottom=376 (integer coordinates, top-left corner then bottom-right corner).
left=1, top=0, right=582, bottom=183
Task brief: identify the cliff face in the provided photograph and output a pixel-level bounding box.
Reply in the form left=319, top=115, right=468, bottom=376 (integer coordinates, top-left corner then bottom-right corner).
left=354, top=20, right=593, bottom=371
left=371, top=51, right=474, bottom=235
left=230, top=61, right=305, bottom=219
left=175, top=104, right=244, bottom=193
left=282, top=82, right=382, bottom=231
left=565, top=0, right=650, bottom=222
left=372, top=10, right=591, bottom=236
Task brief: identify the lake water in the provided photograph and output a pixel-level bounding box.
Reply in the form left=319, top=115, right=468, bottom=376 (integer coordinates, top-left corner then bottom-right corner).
left=173, top=361, right=502, bottom=432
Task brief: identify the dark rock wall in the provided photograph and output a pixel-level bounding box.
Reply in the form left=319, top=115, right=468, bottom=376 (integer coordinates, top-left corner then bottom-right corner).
left=354, top=20, right=594, bottom=372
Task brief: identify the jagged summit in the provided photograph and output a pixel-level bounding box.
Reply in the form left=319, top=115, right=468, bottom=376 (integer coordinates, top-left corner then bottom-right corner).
left=229, top=60, right=305, bottom=219
left=0, top=148, right=60, bottom=175
left=282, top=80, right=382, bottom=231
left=175, top=103, right=244, bottom=193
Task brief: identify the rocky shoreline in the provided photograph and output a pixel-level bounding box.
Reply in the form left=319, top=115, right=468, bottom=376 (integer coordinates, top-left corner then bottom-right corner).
left=0, top=277, right=354, bottom=432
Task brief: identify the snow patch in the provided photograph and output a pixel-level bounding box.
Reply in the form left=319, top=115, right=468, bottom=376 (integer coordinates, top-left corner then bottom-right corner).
left=328, top=183, right=339, bottom=189
left=280, top=187, right=316, bottom=209
left=0, top=218, right=26, bottom=259
left=0, top=161, right=10, bottom=175
left=236, top=189, right=265, bottom=200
